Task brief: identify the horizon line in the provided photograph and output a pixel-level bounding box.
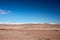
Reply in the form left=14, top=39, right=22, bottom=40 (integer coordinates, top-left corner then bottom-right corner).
left=0, top=22, right=59, bottom=24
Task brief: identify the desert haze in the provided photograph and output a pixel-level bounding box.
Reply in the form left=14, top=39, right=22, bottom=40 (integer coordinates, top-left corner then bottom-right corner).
left=0, top=24, right=60, bottom=40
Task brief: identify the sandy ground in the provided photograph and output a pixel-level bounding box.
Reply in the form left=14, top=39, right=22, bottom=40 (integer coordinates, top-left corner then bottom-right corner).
left=0, top=24, right=60, bottom=40
left=0, top=30, right=60, bottom=40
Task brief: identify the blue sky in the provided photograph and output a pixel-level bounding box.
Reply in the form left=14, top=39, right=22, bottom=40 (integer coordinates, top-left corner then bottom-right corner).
left=0, top=0, right=60, bottom=24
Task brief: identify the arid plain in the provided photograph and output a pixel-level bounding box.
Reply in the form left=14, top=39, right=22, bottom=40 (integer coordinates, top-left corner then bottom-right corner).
left=0, top=24, right=60, bottom=40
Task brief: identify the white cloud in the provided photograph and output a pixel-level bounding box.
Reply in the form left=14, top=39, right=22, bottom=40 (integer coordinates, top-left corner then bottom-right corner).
left=0, top=9, right=11, bottom=14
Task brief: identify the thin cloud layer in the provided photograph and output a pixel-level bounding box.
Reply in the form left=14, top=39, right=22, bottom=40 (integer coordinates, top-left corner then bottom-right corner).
left=0, top=22, right=57, bottom=24
left=0, top=9, right=11, bottom=14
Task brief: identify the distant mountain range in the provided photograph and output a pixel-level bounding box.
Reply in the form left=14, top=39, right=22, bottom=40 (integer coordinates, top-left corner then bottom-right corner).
left=0, top=23, right=60, bottom=28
